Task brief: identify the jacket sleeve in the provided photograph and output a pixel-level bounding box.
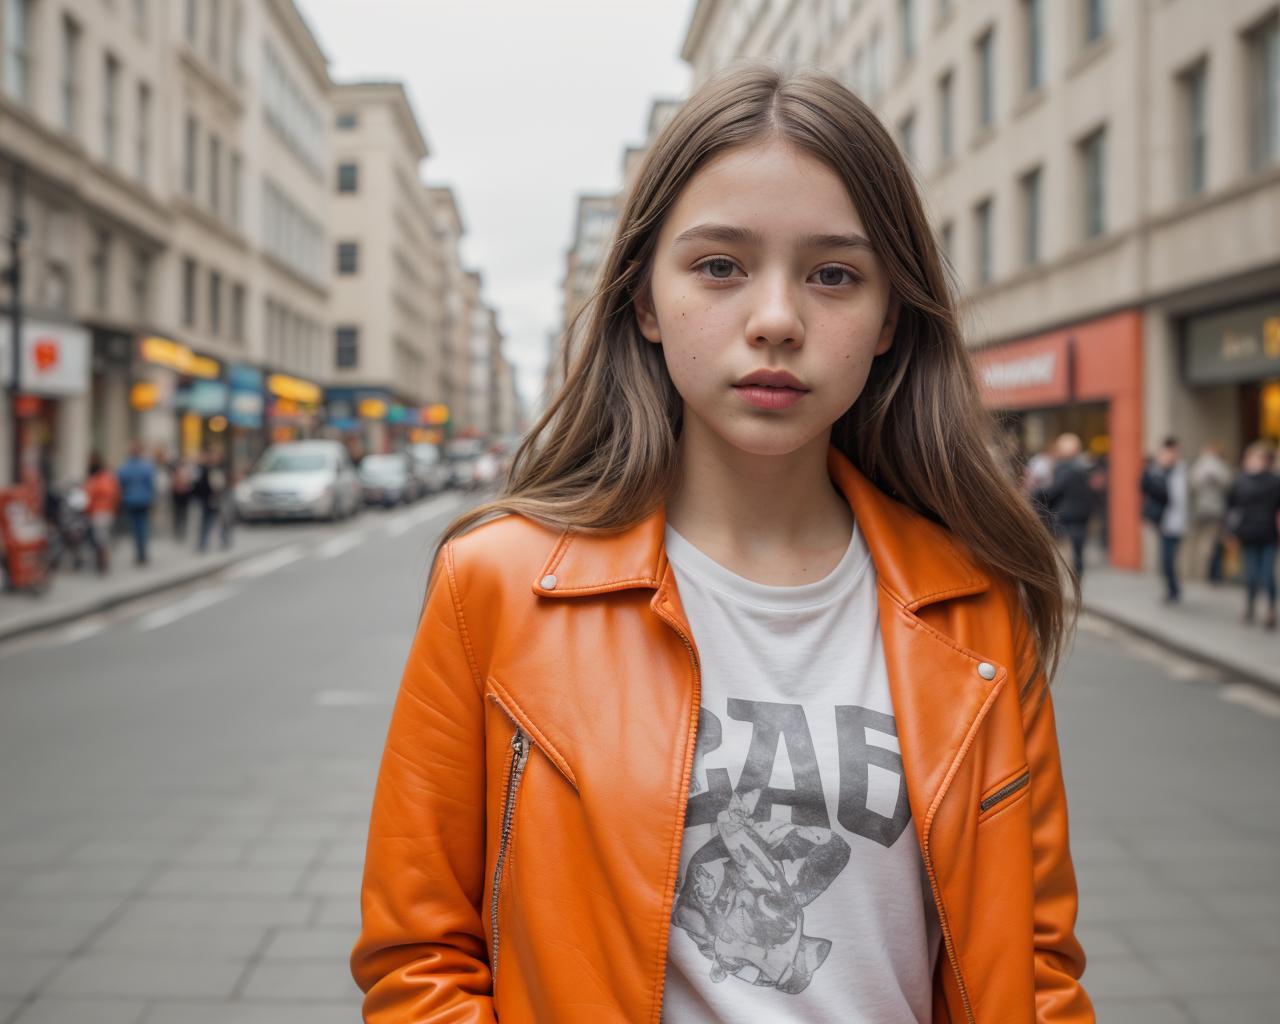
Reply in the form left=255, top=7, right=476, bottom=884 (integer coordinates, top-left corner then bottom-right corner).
left=1022, top=671, right=1095, bottom=1023
left=350, top=541, right=496, bottom=1022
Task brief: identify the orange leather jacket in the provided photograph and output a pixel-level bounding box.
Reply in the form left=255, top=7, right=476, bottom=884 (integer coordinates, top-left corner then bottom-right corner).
left=352, top=446, right=1094, bottom=1023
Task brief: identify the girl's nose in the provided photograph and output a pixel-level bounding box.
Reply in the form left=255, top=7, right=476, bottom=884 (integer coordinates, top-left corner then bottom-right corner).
left=744, top=274, right=804, bottom=348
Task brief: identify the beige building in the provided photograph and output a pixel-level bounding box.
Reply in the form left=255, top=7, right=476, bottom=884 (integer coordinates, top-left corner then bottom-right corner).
left=680, top=0, right=1280, bottom=574
left=427, top=183, right=473, bottom=436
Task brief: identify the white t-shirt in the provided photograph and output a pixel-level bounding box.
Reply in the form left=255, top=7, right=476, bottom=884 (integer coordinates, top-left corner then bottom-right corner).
left=660, top=521, right=941, bottom=1023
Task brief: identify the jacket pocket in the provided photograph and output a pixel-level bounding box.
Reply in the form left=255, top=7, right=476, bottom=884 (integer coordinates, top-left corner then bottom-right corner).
left=978, top=766, right=1030, bottom=821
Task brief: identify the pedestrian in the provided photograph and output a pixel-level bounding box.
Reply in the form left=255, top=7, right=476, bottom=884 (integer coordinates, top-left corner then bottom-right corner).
left=169, top=450, right=196, bottom=541
left=350, top=66, right=1092, bottom=1022
left=115, top=441, right=156, bottom=567
left=151, top=444, right=173, bottom=538
left=1225, top=442, right=1280, bottom=629
left=82, top=452, right=120, bottom=574
left=1141, top=437, right=1189, bottom=604
left=1189, top=441, right=1231, bottom=583
left=1034, top=432, right=1094, bottom=582
left=193, top=448, right=230, bottom=553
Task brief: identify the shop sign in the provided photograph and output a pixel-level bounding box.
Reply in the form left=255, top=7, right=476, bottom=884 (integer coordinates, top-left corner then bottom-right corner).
left=424, top=403, right=449, bottom=425
left=973, top=334, right=1071, bottom=410
left=267, top=373, right=321, bottom=405
left=0, top=321, right=91, bottom=396
left=358, top=396, right=388, bottom=420
left=130, top=381, right=159, bottom=411
left=138, top=336, right=220, bottom=379
left=1184, top=297, right=1280, bottom=385
left=186, top=379, right=229, bottom=416
left=227, top=365, right=264, bottom=428
left=387, top=404, right=408, bottom=424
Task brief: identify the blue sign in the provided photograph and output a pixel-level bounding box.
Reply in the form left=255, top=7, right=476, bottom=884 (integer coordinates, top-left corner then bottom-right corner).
left=227, top=364, right=264, bottom=428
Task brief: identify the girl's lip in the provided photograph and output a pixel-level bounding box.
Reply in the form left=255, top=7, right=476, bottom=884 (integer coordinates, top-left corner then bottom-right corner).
left=732, top=384, right=808, bottom=410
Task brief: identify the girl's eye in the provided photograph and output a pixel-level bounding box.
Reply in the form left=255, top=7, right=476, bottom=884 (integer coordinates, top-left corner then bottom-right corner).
left=695, top=258, right=740, bottom=280
left=813, top=265, right=857, bottom=287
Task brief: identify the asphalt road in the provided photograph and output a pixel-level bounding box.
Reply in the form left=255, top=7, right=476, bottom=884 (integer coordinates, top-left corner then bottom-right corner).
left=1, top=491, right=1277, bottom=1023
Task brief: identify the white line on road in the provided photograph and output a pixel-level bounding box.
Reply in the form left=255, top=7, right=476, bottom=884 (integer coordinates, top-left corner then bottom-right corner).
left=384, top=494, right=465, bottom=538
left=226, top=544, right=307, bottom=580
left=315, top=531, right=369, bottom=560
left=1219, top=683, right=1280, bottom=719
left=137, top=586, right=236, bottom=631
left=58, top=617, right=108, bottom=645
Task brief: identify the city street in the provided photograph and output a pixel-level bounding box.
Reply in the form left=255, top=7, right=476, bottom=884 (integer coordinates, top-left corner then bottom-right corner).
left=1, top=493, right=1279, bottom=1023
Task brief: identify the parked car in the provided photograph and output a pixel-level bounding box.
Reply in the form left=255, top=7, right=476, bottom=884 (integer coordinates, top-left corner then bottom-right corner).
left=444, top=437, right=487, bottom=490
left=235, top=441, right=361, bottom=522
left=407, top=443, right=450, bottom=495
left=359, top=453, right=419, bottom=508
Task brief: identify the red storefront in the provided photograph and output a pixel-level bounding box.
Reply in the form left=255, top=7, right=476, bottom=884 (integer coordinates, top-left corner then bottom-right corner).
left=974, top=310, right=1144, bottom=570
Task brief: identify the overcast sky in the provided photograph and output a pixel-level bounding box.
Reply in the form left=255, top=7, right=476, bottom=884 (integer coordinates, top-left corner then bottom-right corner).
left=297, top=0, right=694, bottom=417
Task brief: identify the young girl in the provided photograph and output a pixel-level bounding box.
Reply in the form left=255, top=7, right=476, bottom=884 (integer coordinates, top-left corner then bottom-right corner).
left=351, top=65, right=1093, bottom=1023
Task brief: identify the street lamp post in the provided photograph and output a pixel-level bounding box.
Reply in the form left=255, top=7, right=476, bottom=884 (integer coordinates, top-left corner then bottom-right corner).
left=4, top=159, right=26, bottom=486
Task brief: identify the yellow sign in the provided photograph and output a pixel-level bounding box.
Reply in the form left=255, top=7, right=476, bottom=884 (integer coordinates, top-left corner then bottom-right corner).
left=130, top=381, right=159, bottom=410
left=410, top=428, right=443, bottom=444
left=139, top=336, right=221, bottom=379
left=426, top=403, right=449, bottom=425
left=358, top=397, right=388, bottom=420
left=267, top=374, right=321, bottom=404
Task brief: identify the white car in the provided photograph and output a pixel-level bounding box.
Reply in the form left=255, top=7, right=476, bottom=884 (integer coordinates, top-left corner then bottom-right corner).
left=235, top=441, right=361, bottom=522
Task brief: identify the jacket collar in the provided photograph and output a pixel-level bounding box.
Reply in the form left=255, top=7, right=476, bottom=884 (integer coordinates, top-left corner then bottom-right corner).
left=532, top=444, right=990, bottom=611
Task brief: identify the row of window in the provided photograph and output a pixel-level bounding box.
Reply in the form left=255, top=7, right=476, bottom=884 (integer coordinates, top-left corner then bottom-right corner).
left=262, top=178, right=325, bottom=284
left=182, top=113, right=243, bottom=228
left=181, top=255, right=246, bottom=344
left=184, top=0, right=245, bottom=83
left=262, top=41, right=326, bottom=178
left=264, top=297, right=322, bottom=378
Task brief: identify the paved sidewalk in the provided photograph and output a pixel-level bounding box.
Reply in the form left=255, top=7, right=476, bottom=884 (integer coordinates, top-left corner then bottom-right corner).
left=1083, top=566, right=1278, bottom=692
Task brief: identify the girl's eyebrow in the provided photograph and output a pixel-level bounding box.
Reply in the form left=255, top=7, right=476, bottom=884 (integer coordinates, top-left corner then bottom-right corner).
left=671, top=222, right=874, bottom=252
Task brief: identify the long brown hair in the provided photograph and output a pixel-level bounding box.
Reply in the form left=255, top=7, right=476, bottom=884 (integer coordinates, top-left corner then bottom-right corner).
left=432, top=63, right=1074, bottom=699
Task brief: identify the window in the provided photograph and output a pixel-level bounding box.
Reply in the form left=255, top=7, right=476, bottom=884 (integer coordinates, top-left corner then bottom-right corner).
left=133, top=0, right=147, bottom=36
left=135, top=83, right=151, bottom=184
left=1079, top=126, right=1107, bottom=239
left=103, top=55, right=121, bottom=168
left=976, top=29, right=996, bottom=130
left=44, top=261, right=71, bottom=312
left=209, top=134, right=221, bottom=213
left=231, top=282, right=245, bottom=342
left=337, top=162, right=359, bottom=193
left=1020, top=166, right=1042, bottom=266
left=132, top=250, right=150, bottom=321
left=897, top=111, right=916, bottom=164
left=336, top=241, right=359, bottom=274
left=336, top=111, right=358, bottom=130
left=231, top=3, right=244, bottom=82
left=938, top=70, right=954, bottom=160
left=899, top=0, right=915, bottom=63
left=974, top=198, right=994, bottom=285
left=209, top=271, right=222, bottom=336
left=1083, top=0, right=1106, bottom=46
left=209, top=0, right=222, bottom=63
left=1024, top=0, right=1044, bottom=93
left=1180, top=61, right=1208, bottom=196
left=3, top=0, right=33, bottom=103
left=60, top=16, right=81, bottom=135
left=185, top=0, right=199, bottom=45
left=1247, top=15, right=1279, bottom=171
left=91, top=229, right=111, bottom=312
left=184, top=115, right=198, bottom=196
left=230, top=151, right=242, bottom=227
left=182, top=257, right=198, bottom=327
left=336, top=327, right=359, bottom=368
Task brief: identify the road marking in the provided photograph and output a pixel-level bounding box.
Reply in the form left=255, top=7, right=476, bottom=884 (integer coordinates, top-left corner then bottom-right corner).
left=226, top=544, right=307, bottom=580
left=137, top=586, right=236, bottom=631
left=59, top=618, right=108, bottom=644
left=314, top=689, right=390, bottom=707
left=1220, top=683, right=1280, bottom=719
left=315, top=531, right=368, bottom=560
left=384, top=494, right=465, bottom=538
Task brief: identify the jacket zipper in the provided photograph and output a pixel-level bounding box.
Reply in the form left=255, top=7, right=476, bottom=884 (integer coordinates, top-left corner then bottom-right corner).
left=981, top=769, right=1030, bottom=813
left=490, top=726, right=530, bottom=982
left=650, top=597, right=702, bottom=1024
left=921, top=834, right=976, bottom=1024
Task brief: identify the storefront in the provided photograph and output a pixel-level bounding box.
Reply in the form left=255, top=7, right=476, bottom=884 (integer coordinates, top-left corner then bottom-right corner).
left=974, top=310, right=1144, bottom=569
left=1182, top=294, right=1280, bottom=449
left=132, top=335, right=223, bottom=461
left=227, top=364, right=266, bottom=473
left=90, top=329, right=135, bottom=467
left=324, top=387, right=392, bottom=460
left=265, top=373, right=322, bottom=445
left=1, top=319, right=91, bottom=485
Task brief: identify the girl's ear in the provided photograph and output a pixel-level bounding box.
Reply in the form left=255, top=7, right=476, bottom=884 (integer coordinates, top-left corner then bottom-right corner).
left=633, top=281, right=662, bottom=344
left=874, top=295, right=900, bottom=356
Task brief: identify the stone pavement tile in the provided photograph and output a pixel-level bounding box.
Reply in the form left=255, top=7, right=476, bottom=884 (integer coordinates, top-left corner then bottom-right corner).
left=1091, top=998, right=1193, bottom=1023
left=1127, top=837, right=1278, bottom=863
left=112, top=897, right=315, bottom=929
left=319, top=837, right=365, bottom=868
left=1075, top=922, right=1132, bottom=957
left=0, top=895, right=123, bottom=928
left=89, top=921, right=269, bottom=958
left=1153, top=856, right=1279, bottom=889
left=0, top=920, right=97, bottom=956
left=1187, top=996, right=1280, bottom=1024
left=13, top=863, right=154, bottom=896
left=240, top=838, right=324, bottom=867
left=44, top=954, right=243, bottom=999
left=311, top=896, right=360, bottom=929
left=1075, top=860, right=1156, bottom=891
left=240, top=961, right=360, bottom=1000
left=1198, top=886, right=1280, bottom=920
left=1078, top=885, right=1209, bottom=923
left=1229, top=917, right=1280, bottom=951
left=10, top=996, right=147, bottom=1023
left=262, top=819, right=352, bottom=841
left=0, top=957, right=63, bottom=999
left=1114, top=919, right=1256, bottom=955
left=141, top=1001, right=359, bottom=1024
left=1147, top=952, right=1280, bottom=997
left=260, top=927, right=355, bottom=961
left=1069, top=836, right=1133, bottom=863
left=297, top=865, right=361, bottom=897
left=144, top=866, right=306, bottom=898
left=1080, top=956, right=1168, bottom=999
left=167, top=841, right=252, bottom=867
left=66, top=838, right=181, bottom=866
left=0, top=838, right=80, bottom=868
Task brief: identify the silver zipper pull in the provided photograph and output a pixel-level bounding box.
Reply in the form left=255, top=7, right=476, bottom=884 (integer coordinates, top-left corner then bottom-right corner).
left=511, top=728, right=529, bottom=766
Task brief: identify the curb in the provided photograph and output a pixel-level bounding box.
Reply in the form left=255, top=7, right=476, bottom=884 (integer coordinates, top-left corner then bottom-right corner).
left=1081, top=599, right=1280, bottom=698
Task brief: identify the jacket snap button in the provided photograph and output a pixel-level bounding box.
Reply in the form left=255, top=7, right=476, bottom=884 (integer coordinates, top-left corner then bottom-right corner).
left=540, top=574, right=558, bottom=590
left=977, top=662, right=997, bottom=680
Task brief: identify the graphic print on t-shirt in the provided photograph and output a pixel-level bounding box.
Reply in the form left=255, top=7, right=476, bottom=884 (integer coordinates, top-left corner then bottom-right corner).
left=671, top=699, right=913, bottom=995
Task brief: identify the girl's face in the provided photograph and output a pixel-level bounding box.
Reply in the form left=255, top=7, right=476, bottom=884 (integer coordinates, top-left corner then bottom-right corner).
left=635, top=138, right=897, bottom=460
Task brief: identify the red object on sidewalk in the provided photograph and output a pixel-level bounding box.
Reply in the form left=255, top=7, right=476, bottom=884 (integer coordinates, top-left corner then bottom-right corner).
left=0, top=485, right=50, bottom=593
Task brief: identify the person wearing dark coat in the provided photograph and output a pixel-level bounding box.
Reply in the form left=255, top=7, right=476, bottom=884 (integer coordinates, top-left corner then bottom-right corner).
left=1225, top=443, right=1280, bottom=629
left=1034, top=433, right=1094, bottom=581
